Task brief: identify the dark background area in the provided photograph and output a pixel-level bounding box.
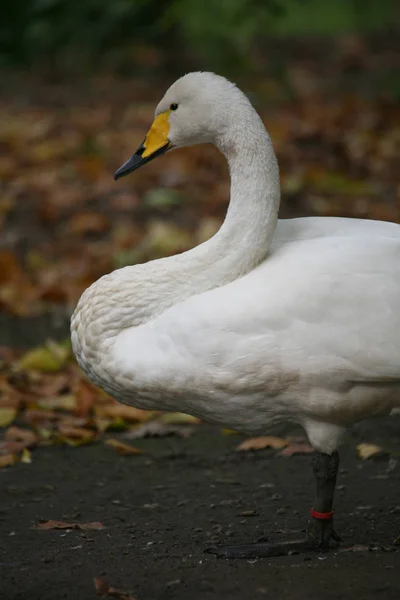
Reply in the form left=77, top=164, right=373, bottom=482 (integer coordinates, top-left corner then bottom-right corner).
left=0, top=2, right=399, bottom=599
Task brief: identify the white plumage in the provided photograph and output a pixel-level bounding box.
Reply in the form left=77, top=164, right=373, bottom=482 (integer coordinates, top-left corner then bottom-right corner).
left=71, top=72, right=400, bottom=457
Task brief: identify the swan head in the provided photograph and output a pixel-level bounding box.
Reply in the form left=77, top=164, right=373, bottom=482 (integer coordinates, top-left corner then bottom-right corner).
left=114, top=72, right=252, bottom=180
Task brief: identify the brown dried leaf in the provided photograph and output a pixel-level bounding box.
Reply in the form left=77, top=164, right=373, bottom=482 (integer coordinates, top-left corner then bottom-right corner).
left=236, top=436, right=289, bottom=451
left=123, top=421, right=193, bottom=440
left=95, top=403, right=152, bottom=423
left=29, top=373, right=70, bottom=398
left=4, top=426, right=39, bottom=448
left=66, top=212, right=110, bottom=235
left=341, top=544, right=371, bottom=553
left=75, top=379, right=98, bottom=416
left=23, top=408, right=58, bottom=426
left=357, top=443, right=384, bottom=460
left=56, top=425, right=96, bottom=442
left=56, top=415, right=90, bottom=428
left=279, top=442, right=315, bottom=457
left=105, top=439, right=143, bottom=456
left=34, top=520, right=104, bottom=530
left=94, top=578, right=136, bottom=600
left=0, top=250, right=24, bottom=284
left=0, top=440, right=29, bottom=454
left=0, top=453, right=17, bottom=468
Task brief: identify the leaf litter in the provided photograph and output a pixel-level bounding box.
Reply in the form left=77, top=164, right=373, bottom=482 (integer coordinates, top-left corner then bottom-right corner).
left=34, top=520, right=105, bottom=531
left=1, top=67, right=400, bottom=467
left=236, top=436, right=315, bottom=456
left=0, top=340, right=202, bottom=466
left=94, top=578, right=136, bottom=600
left=1, top=70, right=399, bottom=321
left=0, top=340, right=396, bottom=467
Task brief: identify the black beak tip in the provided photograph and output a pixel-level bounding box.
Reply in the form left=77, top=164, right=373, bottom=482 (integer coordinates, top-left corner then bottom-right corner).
left=114, top=142, right=169, bottom=182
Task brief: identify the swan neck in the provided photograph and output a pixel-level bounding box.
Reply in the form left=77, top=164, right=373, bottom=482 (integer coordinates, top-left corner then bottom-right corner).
left=71, top=109, right=281, bottom=370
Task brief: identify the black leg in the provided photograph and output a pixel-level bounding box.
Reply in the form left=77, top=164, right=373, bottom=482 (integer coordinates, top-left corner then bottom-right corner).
left=307, top=451, right=341, bottom=549
left=205, top=451, right=341, bottom=559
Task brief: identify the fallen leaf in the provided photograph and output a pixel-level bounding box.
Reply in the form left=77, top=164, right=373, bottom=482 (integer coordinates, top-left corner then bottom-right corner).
left=57, top=424, right=95, bottom=438
left=104, top=439, right=143, bottom=455
left=236, top=436, right=289, bottom=451
left=357, top=443, right=385, bottom=460
left=29, top=372, right=70, bottom=398
left=37, top=394, right=77, bottom=411
left=34, top=520, right=104, bottom=530
left=95, top=404, right=152, bottom=423
left=4, top=426, right=39, bottom=447
left=20, top=448, right=32, bottom=463
left=239, top=510, right=259, bottom=517
left=66, top=212, right=110, bottom=235
left=0, top=408, right=17, bottom=427
left=18, top=341, right=69, bottom=373
left=94, top=417, right=113, bottom=433
left=56, top=425, right=96, bottom=446
left=75, top=379, right=97, bottom=416
left=144, top=188, right=183, bottom=209
left=23, top=409, right=58, bottom=427
left=159, top=412, right=201, bottom=425
left=341, top=544, right=370, bottom=553
left=0, top=453, right=16, bottom=468
left=123, top=421, right=193, bottom=439
left=56, top=415, right=90, bottom=428
left=0, top=250, right=24, bottom=284
left=220, top=428, right=239, bottom=435
left=145, top=221, right=192, bottom=256
left=279, top=442, right=315, bottom=457
left=94, top=578, right=136, bottom=600
left=0, top=440, right=29, bottom=454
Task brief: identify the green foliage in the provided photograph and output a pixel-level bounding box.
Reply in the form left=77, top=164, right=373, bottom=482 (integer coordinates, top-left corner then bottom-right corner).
left=166, top=0, right=284, bottom=69
left=0, top=0, right=172, bottom=68
left=0, top=0, right=396, bottom=70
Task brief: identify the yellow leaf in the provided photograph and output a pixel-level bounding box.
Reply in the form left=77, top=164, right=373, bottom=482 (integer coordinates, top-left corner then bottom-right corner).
left=57, top=436, right=92, bottom=447
left=18, top=341, right=69, bottom=373
left=105, top=439, right=143, bottom=456
left=93, top=417, right=113, bottom=433
left=38, top=394, right=77, bottom=411
left=36, top=428, right=53, bottom=440
left=20, top=448, right=32, bottom=464
left=357, top=443, right=384, bottom=460
left=236, top=436, right=289, bottom=451
left=0, top=408, right=17, bottom=427
left=220, top=428, right=239, bottom=435
left=160, top=412, right=201, bottom=425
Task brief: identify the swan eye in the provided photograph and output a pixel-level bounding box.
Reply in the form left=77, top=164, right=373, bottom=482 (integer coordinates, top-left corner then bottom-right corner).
left=170, top=103, right=178, bottom=111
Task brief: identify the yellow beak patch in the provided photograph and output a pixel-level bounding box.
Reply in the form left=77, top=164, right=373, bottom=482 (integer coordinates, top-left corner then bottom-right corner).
left=142, top=110, right=171, bottom=158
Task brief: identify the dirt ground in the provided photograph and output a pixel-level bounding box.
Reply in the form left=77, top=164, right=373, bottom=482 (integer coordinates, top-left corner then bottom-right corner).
left=1, top=44, right=400, bottom=598
left=1, top=382, right=399, bottom=600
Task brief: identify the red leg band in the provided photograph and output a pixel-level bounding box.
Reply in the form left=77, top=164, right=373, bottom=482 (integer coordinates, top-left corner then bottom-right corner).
left=311, top=508, right=334, bottom=520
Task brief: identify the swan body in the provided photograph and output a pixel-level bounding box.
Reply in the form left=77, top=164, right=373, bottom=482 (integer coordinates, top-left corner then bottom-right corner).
left=71, top=72, right=400, bottom=456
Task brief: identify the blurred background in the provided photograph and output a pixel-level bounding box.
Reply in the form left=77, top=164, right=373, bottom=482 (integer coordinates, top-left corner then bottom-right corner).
left=0, top=0, right=399, bottom=343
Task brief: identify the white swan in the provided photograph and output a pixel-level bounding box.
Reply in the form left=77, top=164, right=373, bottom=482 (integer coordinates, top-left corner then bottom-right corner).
left=71, top=72, right=400, bottom=558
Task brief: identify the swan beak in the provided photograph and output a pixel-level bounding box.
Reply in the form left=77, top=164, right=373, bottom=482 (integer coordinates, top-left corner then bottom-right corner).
left=114, top=111, right=171, bottom=180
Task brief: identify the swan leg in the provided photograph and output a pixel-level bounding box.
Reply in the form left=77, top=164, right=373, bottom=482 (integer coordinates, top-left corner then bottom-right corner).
left=205, top=451, right=340, bottom=559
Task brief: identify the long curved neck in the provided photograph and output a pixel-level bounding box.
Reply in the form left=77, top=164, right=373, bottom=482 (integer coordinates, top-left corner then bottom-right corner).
left=71, top=113, right=280, bottom=360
